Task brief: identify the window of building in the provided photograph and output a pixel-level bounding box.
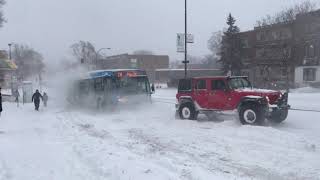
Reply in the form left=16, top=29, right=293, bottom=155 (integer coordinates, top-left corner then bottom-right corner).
left=195, top=80, right=206, bottom=90
left=130, top=58, right=138, bottom=68
left=280, top=67, right=287, bottom=78
left=256, top=48, right=265, bottom=58
left=272, top=31, right=278, bottom=40
left=305, top=44, right=315, bottom=57
left=211, top=80, right=226, bottom=90
left=242, top=39, right=249, bottom=48
left=256, top=32, right=265, bottom=41
left=260, top=68, right=264, bottom=76
left=303, top=68, right=316, bottom=81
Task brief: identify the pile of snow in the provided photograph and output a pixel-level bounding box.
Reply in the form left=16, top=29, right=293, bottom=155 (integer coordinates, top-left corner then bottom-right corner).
left=291, top=87, right=320, bottom=93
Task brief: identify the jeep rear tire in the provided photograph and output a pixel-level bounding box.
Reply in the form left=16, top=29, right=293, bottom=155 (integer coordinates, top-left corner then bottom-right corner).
left=179, top=103, right=197, bottom=120
left=239, top=103, right=265, bottom=125
left=268, top=109, right=288, bottom=123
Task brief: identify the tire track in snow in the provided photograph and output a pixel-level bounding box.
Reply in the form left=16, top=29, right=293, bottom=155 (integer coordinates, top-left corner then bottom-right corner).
left=126, top=128, right=239, bottom=179
left=57, top=112, right=281, bottom=180
left=57, top=112, right=184, bottom=179
left=55, top=111, right=320, bottom=180
left=125, top=128, right=314, bottom=180
left=55, top=112, right=115, bottom=180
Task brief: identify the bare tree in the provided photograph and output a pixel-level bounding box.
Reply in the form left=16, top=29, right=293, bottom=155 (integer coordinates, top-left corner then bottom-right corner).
left=256, top=0, right=317, bottom=26
left=12, top=44, right=45, bottom=81
left=202, top=54, right=221, bottom=69
left=187, top=55, right=203, bottom=64
left=132, top=50, right=154, bottom=55
left=208, top=31, right=223, bottom=56
left=0, top=0, right=5, bottom=28
left=70, top=41, right=96, bottom=65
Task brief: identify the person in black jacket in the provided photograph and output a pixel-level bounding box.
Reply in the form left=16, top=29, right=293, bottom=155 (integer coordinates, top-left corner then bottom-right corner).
left=0, top=87, right=2, bottom=116
left=32, top=90, right=43, bottom=111
left=42, top=92, right=48, bottom=107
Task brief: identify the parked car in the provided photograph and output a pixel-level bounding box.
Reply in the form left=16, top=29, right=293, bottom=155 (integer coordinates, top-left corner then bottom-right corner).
left=176, top=76, right=290, bottom=125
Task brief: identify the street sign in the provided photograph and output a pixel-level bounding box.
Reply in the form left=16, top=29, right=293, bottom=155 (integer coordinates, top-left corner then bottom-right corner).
left=176, top=33, right=194, bottom=53
left=177, top=33, right=185, bottom=52
left=186, top=34, right=194, bottom=43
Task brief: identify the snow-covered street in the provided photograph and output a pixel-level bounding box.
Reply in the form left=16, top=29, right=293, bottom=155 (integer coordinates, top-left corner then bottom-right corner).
left=0, top=88, right=320, bottom=180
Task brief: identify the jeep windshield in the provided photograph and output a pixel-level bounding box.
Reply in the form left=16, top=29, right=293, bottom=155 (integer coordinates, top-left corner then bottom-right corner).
left=228, top=77, right=252, bottom=89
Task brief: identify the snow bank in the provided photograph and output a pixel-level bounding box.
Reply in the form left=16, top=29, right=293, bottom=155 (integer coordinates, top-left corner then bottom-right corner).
left=291, top=87, right=320, bottom=93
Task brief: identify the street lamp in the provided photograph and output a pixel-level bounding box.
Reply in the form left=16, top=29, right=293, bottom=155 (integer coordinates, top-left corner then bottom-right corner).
left=95, top=48, right=111, bottom=69
left=8, top=43, right=13, bottom=60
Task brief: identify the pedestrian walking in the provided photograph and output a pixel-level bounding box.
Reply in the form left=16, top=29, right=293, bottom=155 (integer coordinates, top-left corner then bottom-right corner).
left=22, top=91, right=25, bottom=104
left=42, top=92, right=48, bottom=107
left=32, top=90, right=43, bottom=111
left=151, top=84, right=155, bottom=93
left=14, top=89, right=20, bottom=107
left=0, top=87, right=2, bottom=116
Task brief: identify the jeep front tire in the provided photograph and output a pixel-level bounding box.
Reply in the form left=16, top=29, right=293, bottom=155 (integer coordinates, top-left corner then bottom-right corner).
left=239, top=103, right=265, bottom=125
left=268, top=108, right=288, bottom=123
left=179, top=103, right=197, bottom=120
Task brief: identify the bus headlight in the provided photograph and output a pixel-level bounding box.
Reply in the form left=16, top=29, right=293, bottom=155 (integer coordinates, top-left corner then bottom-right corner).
left=118, top=97, right=129, bottom=103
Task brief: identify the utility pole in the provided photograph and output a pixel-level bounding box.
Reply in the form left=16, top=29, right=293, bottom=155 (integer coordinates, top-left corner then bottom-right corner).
left=183, top=0, right=189, bottom=78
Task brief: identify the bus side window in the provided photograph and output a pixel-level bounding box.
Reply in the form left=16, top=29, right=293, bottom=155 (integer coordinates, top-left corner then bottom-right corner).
left=104, top=78, right=111, bottom=91
left=94, top=78, right=104, bottom=91
left=79, top=81, right=89, bottom=95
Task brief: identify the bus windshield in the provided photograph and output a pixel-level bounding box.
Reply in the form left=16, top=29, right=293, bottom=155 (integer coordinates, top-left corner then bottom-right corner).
left=117, top=76, right=150, bottom=95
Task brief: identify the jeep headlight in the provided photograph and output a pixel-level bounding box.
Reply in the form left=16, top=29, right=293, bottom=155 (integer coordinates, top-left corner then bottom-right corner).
left=265, top=96, right=270, bottom=103
left=279, top=93, right=283, bottom=99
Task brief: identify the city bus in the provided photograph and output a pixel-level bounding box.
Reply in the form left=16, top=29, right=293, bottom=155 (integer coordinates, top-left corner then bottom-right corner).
left=70, top=69, right=152, bottom=109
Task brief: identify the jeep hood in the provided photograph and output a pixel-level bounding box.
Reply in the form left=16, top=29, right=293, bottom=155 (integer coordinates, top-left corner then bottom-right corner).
left=235, top=88, right=281, bottom=104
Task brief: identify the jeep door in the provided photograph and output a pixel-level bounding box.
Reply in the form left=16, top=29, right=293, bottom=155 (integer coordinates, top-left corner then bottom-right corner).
left=208, top=79, right=232, bottom=110
left=193, top=79, right=209, bottom=109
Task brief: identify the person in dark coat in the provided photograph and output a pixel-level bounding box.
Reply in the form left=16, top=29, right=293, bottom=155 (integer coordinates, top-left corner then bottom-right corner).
left=32, top=89, right=43, bottom=111
left=14, top=89, right=20, bottom=107
left=151, top=84, right=155, bottom=93
left=42, top=92, right=48, bottom=107
left=0, top=87, right=2, bottom=116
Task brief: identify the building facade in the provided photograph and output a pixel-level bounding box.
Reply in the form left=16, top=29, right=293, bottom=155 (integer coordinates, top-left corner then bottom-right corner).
left=0, top=50, right=18, bottom=88
left=155, top=69, right=223, bottom=87
left=97, top=54, right=169, bottom=82
left=236, top=9, right=320, bottom=88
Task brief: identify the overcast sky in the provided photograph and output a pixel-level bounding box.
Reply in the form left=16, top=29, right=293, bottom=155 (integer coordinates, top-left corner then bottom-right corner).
left=0, top=0, right=315, bottom=65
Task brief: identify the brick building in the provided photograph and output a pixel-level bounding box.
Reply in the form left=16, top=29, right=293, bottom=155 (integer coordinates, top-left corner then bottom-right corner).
left=97, top=54, right=169, bottom=82
left=235, top=9, right=320, bottom=88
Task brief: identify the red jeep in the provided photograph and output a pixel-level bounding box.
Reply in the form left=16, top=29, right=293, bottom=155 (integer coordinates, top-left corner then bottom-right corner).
left=176, top=76, right=290, bottom=125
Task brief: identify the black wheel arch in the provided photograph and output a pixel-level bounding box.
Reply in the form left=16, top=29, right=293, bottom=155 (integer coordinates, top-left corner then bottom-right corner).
left=178, top=97, right=195, bottom=108
left=237, top=96, right=268, bottom=112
